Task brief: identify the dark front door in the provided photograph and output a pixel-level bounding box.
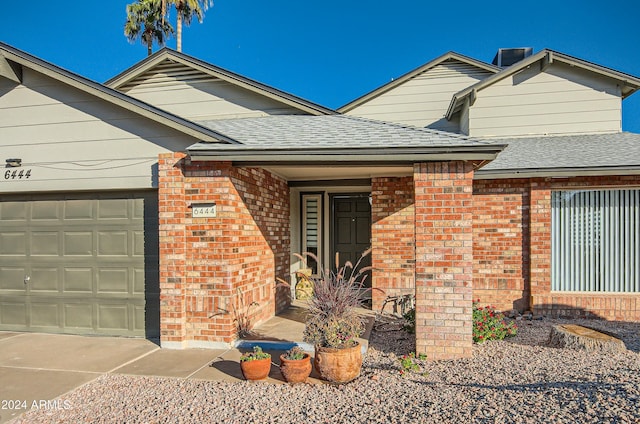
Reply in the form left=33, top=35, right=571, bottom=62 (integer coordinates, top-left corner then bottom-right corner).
left=331, top=195, right=371, bottom=287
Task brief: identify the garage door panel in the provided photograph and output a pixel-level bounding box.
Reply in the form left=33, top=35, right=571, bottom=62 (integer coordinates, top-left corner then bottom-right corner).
left=0, top=232, right=26, bottom=255
left=31, top=302, right=60, bottom=327
left=64, top=304, right=93, bottom=329
left=64, top=200, right=93, bottom=220
left=0, top=202, right=28, bottom=220
left=0, top=267, right=27, bottom=291
left=97, top=231, right=128, bottom=256
left=97, top=268, right=129, bottom=293
left=64, top=232, right=93, bottom=255
left=31, top=201, right=60, bottom=220
left=134, top=304, right=145, bottom=332
left=0, top=301, right=27, bottom=326
left=133, top=268, right=145, bottom=294
left=63, top=268, right=94, bottom=292
left=31, top=232, right=60, bottom=255
left=98, top=199, right=130, bottom=220
left=133, top=198, right=144, bottom=219
left=133, top=231, right=145, bottom=256
left=98, top=304, right=128, bottom=330
left=30, top=267, right=59, bottom=291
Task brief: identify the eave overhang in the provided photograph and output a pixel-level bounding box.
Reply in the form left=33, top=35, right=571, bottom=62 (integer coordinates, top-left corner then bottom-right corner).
left=187, top=144, right=506, bottom=165
left=475, top=165, right=640, bottom=180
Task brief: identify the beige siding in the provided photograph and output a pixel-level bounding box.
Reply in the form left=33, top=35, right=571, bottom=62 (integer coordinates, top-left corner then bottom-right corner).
left=466, top=62, right=622, bottom=138
left=119, top=59, right=305, bottom=120
left=0, top=69, right=194, bottom=193
left=345, top=60, right=493, bottom=132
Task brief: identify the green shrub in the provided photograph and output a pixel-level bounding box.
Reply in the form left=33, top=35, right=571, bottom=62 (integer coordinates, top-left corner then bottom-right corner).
left=473, top=300, right=517, bottom=343
left=402, top=308, right=415, bottom=334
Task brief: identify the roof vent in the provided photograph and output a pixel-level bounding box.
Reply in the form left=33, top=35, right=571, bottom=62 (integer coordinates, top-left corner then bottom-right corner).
left=492, top=47, right=533, bottom=68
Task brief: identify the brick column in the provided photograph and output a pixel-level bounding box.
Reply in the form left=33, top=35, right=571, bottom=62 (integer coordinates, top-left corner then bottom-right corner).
left=414, top=161, right=474, bottom=360
left=158, top=152, right=188, bottom=346
left=528, top=179, right=551, bottom=313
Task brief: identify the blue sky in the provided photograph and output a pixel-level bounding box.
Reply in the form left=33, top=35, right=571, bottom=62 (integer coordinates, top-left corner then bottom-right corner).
left=2, top=0, right=639, bottom=131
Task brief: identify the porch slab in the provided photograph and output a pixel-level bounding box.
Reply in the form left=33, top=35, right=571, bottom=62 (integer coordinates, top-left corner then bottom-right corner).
left=244, top=300, right=375, bottom=353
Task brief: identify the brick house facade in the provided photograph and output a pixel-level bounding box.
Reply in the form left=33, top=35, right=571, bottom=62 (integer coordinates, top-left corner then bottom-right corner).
left=3, top=44, right=638, bottom=362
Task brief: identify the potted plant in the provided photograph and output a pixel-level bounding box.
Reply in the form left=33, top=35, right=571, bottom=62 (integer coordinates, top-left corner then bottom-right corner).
left=239, top=346, right=272, bottom=381
left=279, top=346, right=312, bottom=383
left=300, top=249, right=371, bottom=383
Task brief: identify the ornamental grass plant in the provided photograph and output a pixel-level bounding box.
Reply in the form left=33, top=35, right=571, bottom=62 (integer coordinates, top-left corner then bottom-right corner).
left=298, top=249, right=372, bottom=349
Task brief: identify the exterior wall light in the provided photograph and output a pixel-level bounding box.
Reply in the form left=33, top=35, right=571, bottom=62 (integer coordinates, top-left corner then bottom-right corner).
left=5, top=158, right=22, bottom=167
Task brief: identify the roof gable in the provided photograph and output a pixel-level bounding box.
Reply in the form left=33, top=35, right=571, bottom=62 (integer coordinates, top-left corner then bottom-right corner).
left=338, top=52, right=500, bottom=113
left=106, top=49, right=335, bottom=117
left=0, top=42, right=238, bottom=144
left=446, top=49, right=640, bottom=119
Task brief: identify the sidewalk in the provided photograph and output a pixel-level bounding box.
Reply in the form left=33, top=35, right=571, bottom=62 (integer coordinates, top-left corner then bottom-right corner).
left=0, top=301, right=374, bottom=423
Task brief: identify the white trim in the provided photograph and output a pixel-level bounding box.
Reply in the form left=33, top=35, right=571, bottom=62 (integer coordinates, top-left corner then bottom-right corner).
left=301, top=193, right=323, bottom=275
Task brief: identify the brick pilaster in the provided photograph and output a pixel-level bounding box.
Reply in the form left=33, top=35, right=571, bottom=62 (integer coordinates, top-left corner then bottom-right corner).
left=371, top=176, right=415, bottom=311
left=414, top=161, right=474, bottom=360
left=158, top=152, right=188, bottom=344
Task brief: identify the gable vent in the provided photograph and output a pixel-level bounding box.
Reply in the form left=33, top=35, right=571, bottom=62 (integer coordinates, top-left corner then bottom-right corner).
left=492, top=47, right=533, bottom=68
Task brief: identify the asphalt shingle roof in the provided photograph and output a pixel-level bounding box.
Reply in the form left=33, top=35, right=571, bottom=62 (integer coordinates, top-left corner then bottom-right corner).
left=195, top=115, right=495, bottom=150
left=479, top=132, right=640, bottom=173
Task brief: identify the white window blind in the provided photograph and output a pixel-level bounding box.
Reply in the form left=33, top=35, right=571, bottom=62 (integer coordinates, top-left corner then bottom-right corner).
left=551, top=189, right=639, bottom=292
left=302, top=194, right=322, bottom=274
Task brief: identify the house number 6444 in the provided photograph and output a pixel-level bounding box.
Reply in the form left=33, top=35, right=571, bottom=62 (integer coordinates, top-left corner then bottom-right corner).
left=4, top=169, right=32, bottom=180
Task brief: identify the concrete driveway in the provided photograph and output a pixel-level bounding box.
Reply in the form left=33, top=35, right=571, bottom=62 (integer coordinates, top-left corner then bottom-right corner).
left=0, top=306, right=371, bottom=422
left=0, top=332, right=229, bottom=424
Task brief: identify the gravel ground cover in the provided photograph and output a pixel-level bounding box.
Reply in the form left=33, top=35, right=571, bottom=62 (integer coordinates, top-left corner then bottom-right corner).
left=14, top=317, right=640, bottom=423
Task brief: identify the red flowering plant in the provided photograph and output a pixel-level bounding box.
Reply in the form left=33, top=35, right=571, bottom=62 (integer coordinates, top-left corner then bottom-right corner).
left=472, top=299, right=517, bottom=343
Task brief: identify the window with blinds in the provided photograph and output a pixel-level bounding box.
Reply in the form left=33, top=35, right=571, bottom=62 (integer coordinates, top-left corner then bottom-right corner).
left=302, top=194, right=322, bottom=274
left=551, top=189, right=639, bottom=292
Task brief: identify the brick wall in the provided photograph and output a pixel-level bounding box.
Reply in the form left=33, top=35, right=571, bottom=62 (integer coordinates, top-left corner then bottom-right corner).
left=528, top=175, right=640, bottom=320
left=414, top=162, right=475, bottom=360
left=158, top=153, right=290, bottom=348
left=473, top=175, right=640, bottom=320
left=472, top=179, right=530, bottom=312
left=371, top=176, right=415, bottom=312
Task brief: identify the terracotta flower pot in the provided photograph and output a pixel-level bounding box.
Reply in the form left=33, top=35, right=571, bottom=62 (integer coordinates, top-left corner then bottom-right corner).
left=279, top=353, right=312, bottom=383
left=314, top=342, right=362, bottom=383
left=240, top=357, right=272, bottom=381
